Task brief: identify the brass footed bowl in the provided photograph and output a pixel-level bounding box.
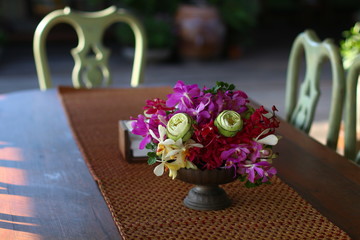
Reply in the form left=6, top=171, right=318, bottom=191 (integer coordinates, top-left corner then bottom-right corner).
left=176, top=168, right=237, bottom=211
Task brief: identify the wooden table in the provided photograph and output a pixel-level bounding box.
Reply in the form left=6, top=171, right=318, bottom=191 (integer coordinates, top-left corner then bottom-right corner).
left=0, top=88, right=359, bottom=239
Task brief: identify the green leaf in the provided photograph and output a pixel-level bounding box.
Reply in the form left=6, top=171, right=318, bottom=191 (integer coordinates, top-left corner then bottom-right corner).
left=147, top=156, right=157, bottom=165
left=147, top=151, right=157, bottom=165
left=146, top=142, right=157, bottom=150
left=340, top=22, right=360, bottom=69
left=147, top=151, right=157, bottom=157
left=245, top=181, right=257, bottom=188
left=204, top=81, right=236, bottom=94
left=244, top=179, right=264, bottom=188
left=238, top=174, right=247, bottom=182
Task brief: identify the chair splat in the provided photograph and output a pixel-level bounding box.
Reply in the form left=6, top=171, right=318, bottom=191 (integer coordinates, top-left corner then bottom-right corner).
left=285, top=30, right=345, bottom=151
left=34, top=6, right=147, bottom=90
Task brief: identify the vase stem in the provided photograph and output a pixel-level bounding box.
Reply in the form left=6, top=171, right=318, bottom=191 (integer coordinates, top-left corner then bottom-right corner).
left=183, top=184, right=231, bottom=211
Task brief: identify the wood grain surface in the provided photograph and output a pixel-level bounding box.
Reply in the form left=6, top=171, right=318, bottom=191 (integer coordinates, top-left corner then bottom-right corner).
left=275, top=120, right=360, bottom=239
left=0, top=89, right=119, bottom=239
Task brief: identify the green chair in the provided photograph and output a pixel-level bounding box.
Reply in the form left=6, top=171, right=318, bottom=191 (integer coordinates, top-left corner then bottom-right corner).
left=344, top=55, right=360, bottom=164
left=285, top=29, right=345, bottom=150
left=33, top=6, right=147, bottom=90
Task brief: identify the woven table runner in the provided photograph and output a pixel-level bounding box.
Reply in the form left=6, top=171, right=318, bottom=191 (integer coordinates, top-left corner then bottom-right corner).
left=58, top=86, right=350, bottom=240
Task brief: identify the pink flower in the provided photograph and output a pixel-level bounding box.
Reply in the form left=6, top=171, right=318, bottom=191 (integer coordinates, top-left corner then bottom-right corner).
left=166, top=81, right=201, bottom=111
left=237, top=160, right=276, bottom=183
left=131, top=114, right=166, bottom=149
left=131, top=115, right=152, bottom=149
left=220, top=144, right=250, bottom=168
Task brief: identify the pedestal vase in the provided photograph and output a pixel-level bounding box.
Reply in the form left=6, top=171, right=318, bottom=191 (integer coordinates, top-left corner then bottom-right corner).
left=176, top=168, right=237, bottom=211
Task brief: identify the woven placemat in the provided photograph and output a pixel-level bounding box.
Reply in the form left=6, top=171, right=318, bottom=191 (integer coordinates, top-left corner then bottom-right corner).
left=58, top=86, right=350, bottom=240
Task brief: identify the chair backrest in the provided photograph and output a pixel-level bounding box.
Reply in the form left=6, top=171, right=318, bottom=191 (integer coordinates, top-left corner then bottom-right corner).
left=33, top=6, right=147, bottom=90
left=344, top=55, right=360, bottom=163
left=285, top=29, right=345, bottom=150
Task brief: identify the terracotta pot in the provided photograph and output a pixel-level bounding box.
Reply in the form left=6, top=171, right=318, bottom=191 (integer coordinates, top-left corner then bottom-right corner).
left=176, top=168, right=236, bottom=211
left=175, top=4, right=225, bottom=60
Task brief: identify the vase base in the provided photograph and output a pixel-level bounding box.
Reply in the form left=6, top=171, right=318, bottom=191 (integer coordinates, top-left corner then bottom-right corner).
left=183, top=185, right=231, bottom=211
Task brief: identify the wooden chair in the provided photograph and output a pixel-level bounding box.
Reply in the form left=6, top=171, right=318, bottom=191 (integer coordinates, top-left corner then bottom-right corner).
left=285, top=29, right=345, bottom=150
left=33, top=6, right=147, bottom=90
left=344, top=55, right=360, bottom=164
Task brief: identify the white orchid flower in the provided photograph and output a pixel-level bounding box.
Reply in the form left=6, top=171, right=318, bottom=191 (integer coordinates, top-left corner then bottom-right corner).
left=149, top=125, right=175, bottom=160
left=254, top=129, right=279, bottom=146
left=152, top=132, right=202, bottom=179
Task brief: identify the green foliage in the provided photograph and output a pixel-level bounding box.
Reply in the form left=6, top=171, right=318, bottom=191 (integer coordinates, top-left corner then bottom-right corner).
left=245, top=179, right=270, bottom=188
left=0, top=28, right=6, bottom=45
left=113, top=0, right=260, bottom=48
left=119, top=0, right=180, bottom=15
left=204, top=81, right=235, bottom=94
left=146, top=143, right=158, bottom=165
left=238, top=174, right=246, bottom=182
left=147, top=151, right=157, bottom=165
left=340, top=22, right=360, bottom=70
left=207, top=0, right=260, bottom=34
left=112, top=0, right=180, bottom=48
left=116, top=16, right=174, bottom=49
left=264, top=0, right=299, bottom=11
left=238, top=174, right=271, bottom=188
left=146, top=142, right=157, bottom=151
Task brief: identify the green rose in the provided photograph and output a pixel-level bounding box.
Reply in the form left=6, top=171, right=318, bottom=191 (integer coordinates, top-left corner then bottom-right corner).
left=167, top=113, right=193, bottom=142
left=214, top=110, right=243, bottom=137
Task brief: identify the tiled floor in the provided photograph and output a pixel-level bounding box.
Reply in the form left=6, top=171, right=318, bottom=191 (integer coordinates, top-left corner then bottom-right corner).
left=0, top=42, right=333, bottom=144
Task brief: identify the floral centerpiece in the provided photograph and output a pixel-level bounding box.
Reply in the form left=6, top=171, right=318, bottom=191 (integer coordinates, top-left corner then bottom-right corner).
left=131, top=81, right=280, bottom=188
left=340, top=22, right=360, bottom=70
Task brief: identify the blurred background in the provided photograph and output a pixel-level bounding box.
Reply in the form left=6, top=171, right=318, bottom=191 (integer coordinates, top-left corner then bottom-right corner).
left=0, top=0, right=360, bottom=117
left=1, top=0, right=360, bottom=145
left=1, top=0, right=359, bottom=59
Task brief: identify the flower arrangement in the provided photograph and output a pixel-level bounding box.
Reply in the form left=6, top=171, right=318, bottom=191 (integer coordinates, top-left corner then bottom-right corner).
left=131, top=81, right=280, bottom=187
left=340, top=22, right=360, bottom=70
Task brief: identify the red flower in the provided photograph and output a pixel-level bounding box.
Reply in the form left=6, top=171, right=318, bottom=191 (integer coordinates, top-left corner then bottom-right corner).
left=143, top=98, right=175, bottom=117
left=241, top=106, right=279, bottom=140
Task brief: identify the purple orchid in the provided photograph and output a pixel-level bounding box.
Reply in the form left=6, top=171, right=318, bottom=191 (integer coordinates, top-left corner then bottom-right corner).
left=221, top=144, right=250, bottom=162
left=184, top=98, right=211, bottom=125
left=220, top=144, right=250, bottom=172
left=131, top=114, right=166, bottom=149
left=166, top=81, right=201, bottom=111
left=261, top=165, right=277, bottom=182
left=228, top=90, right=249, bottom=113
left=131, top=115, right=152, bottom=149
left=237, top=160, right=275, bottom=183
left=247, top=141, right=263, bottom=162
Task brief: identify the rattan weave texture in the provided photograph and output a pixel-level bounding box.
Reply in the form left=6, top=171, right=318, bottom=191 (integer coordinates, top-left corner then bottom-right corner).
left=58, top=87, right=350, bottom=240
